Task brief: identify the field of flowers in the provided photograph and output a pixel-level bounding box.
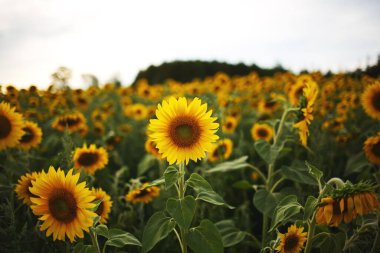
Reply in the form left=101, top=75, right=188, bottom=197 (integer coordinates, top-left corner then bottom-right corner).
left=0, top=71, right=379, bottom=253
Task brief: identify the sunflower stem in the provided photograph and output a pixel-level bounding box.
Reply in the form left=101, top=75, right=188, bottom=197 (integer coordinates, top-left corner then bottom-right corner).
left=304, top=216, right=316, bottom=253
left=89, top=228, right=101, bottom=253
left=177, top=162, right=187, bottom=253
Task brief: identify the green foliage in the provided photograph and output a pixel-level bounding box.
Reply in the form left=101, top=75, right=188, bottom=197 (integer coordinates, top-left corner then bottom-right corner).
left=253, top=189, right=278, bottom=216
left=215, top=220, right=247, bottom=248
left=187, top=219, right=224, bottom=253
left=164, top=166, right=179, bottom=189
left=206, top=156, right=249, bottom=173
left=166, top=196, right=196, bottom=230
left=270, top=195, right=302, bottom=231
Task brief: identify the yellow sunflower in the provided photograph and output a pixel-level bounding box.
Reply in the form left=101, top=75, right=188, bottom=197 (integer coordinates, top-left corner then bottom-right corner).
left=15, top=171, right=40, bottom=206
left=275, top=225, right=307, bottom=253
left=208, top=138, right=233, bottom=162
left=364, top=133, right=380, bottom=165
left=0, top=102, right=25, bottom=150
left=91, top=188, right=113, bottom=224
left=18, top=121, right=42, bottom=150
left=126, top=183, right=160, bottom=204
left=361, top=82, right=380, bottom=120
left=73, top=144, right=108, bottom=175
left=145, top=138, right=162, bottom=159
left=251, top=123, right=274, bottom=142
left=51, top=112, right=87, bottom=133
left=222, top=116, right=238, bottom=134
left=288, top=82, right=305, bottom=106
left=29, top=167, right=97, bottom=242
left=149, top=97, right=219, bottom=165
left=125, top=104, right=148, bottom=121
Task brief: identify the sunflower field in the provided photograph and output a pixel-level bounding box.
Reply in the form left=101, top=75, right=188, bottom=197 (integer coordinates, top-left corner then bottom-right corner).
left=0, top=71, right=379, bottom=253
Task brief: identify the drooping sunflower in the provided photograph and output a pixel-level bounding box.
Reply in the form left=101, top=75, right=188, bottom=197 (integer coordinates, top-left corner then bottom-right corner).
left=275, top=225, right=307, bottom=253
left=73, top=144, right=108, bottom=175
left=91, top=188, right=113, bottom=224
left=126, top=183, right=160, bottom=204
left=18, top=121, right=42, bottom=150
left=29, top=167, right=97, bottom=242
left=208, top=138, right=233, bottom=162
left=222, top=116, right=238, bottom=134
left=149, top=97, right=219, bottom=165
left=251, top=123, right=274, bottom=142
left=145, top=138, right=162, bottom=159
left=364, top=133, right=380, bottom=165
left=361, top=82, right=380, bottom=120
left=0, top=102, right=25, bottom=150
left=51, top=112, right=87, bottom=133
left=15, top=171, right=40, bottom=206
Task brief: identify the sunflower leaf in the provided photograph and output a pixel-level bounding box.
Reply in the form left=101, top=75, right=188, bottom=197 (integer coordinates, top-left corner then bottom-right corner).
left=306, top=161, right=323, bottom=184
left=304, top=196, right=318, bottom=220
left=164, top=166, right=179, bottom=189
left=206, top=156, right=249, bottom=174
left=187, top=219, right=224, bottom=253
left=166, top=196, right=196, bottom=229
left=253, top=189, right=278, bottom=216
left=73, top=242, right=97, bottom=253
left=269, top=195, right=302, bottom=232
left=95, top=224, right=109, bottom=238
left=214, top=220, right=247, bottom=247
left=105, top=229, right=142, bottom=248
left=138, top=155, right=157, bottom=176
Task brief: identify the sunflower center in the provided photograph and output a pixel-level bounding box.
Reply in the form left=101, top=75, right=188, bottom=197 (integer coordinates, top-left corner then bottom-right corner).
left=78, top=153, right=99, bottom=166
left=371, top=141, right=380, bottom=158
left=372, top=91, right=380, bottom=111
left=95, top=199, right=104, bottom=216
left=213, top=144, right=226, bottom=158
left=20, top=127, right=34, bottom=143
left=225, top=122, right=233, bottom=129
left=265, top=101, right=276, bottom=108
left=0, top=115, right=12, bottom=139
left=170, top=116, right=201, bottom=147
left=284, top=234, right=299, bottom=251
left=258, top=129, right=268, bottom=138
left=58, top=117, right=80, bottom=127
left=48, top=189, right=77, bottom=223
left=134, top=188, right=150, bottom=198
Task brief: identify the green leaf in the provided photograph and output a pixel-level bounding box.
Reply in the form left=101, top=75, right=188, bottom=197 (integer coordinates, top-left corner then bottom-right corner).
left=306, top=161, right=323, bottom=184
left=304, top=196, right=318, bottom=220
left=313, top=231, right=345, bottom=253
left=253, top=189, right=278, bottom=216
left=138, top=154, right=157, bottom=176
left=254, top=140, right=282, bottom=165
left=95, top=224, right=109, bottom=238
left=144, top=177, right=165, bottom=188
left=196, top=191, right=234, bottom=209
left=270, top=195, right=302, bottom=232
left=73, top=242, right=97, bottom=253
left=166, top=196, right=196, bottom=229
left=188, top=220, right=224, bottom=253
left=142, top=211, right=176, bottom=253
left=215, top=220, right=246, bottom=248
left=232, top=180, right=252, bottom=190
left=105, top=229, right=142, bottom=248
left=344, top=152, right=371, bottom=176
left=280, top=166, right=318, bottom=185
left=91, top=199, right=103, bottom=212
left=164, top=166, right=179, bottom=189
left=206, top=156, right=249, bottom=173
left=186, top=173, right=213, bottom=192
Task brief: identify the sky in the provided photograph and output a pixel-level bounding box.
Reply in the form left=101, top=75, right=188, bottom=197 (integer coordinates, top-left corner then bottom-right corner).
left=0, top=0, right=380, bottom=88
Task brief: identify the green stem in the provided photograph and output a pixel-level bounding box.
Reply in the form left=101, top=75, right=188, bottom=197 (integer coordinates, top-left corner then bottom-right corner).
left=304, top=216, right=316, bottom=253
left=177, top=162, right=187, bottom=253
left=89, top=229, right=101, bottom=253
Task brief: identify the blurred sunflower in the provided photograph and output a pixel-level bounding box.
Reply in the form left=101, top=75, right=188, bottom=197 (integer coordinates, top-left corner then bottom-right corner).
left=73, top=144, right=108, bottom=175
left=361, top=82, right=380, bottom=120
left=0, top=101, right=24, bottom=150
left=51, top=112, right=87, bottom=133
left=149, top=97, right=219, bottom=165
left=208, top=138, right=233, bottom=162
left=126, top=183, right=160, bottom=204
left=251, top=123, right=274, bottom=142
left=363, top=133, right=380, bottom=165
left=15, top=171, right=40, bottom=205
left=275, top=224, right=307, bottom=253
left=222, top=116, right=238, bottom=134
left=30, top=167, right=96, bottom=242
left=18, top=121, right=42, bottom=150
left=92, top=188, right=113, bottom=224
left=145, top=139, right=162, bottom=159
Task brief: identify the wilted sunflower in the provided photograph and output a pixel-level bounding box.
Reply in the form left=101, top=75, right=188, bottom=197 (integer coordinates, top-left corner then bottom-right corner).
left=145, top=139, right=162, bottom=159
left=208, top=138, right=233, bottom=162
left=30, top=167, right=97, bottom=242
left=51, top=112, right=87, bottom=133
left=126, top=183, right=160, bottom=204
left=18, top=121, right=42, bottom=150
left=149, top=97, right=219, bottom=165
left=92, top=188, right=113, bottom=224
left=275, top=224, right=307, bottom=253
left=73, top=144, right=108, bottom=175
left=15, top=171, right=40, bottom=206
left=361, top=82, right=380, bottom=120
left=251, top=123, right=274, bottom=142
left=364, top=133, right=380, bottom=165
left=222, top=116, right=238, bottom=134
left=0, top=102, right=24, bottom=150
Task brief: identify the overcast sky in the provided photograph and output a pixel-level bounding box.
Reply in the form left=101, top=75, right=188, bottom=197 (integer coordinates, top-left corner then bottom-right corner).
left=0, top=0, right=379, bottom=88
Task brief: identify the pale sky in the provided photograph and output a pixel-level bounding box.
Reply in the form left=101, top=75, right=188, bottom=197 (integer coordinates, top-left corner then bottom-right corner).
left=0, top=0, right=379, bottom=88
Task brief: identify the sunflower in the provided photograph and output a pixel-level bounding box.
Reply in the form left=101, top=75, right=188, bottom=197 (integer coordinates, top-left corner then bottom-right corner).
left=15, top=171, right=40, bottom=205
left=73, top=144, right=108, bottom=175
left=29, top=167, right=97, bottom=242
left=361, top=82, right=380, bottom=120
left=0, top=102, right=25, bottom=150
left=288, top=82, right=306, bottom=106
left=251, top=123, right=274, bottom=142
left=275, top=225, right=307, bottom=253
left=18, top=121, right=42, bottom=150
left=125, top=104, right=148, bottom=121
left=126, top=183, right=160, bottom=204
left=208, top=138, right=233, bottom=162
left=145, top=139, right=162, bottom=159
left=51, top=112, right=87, bottom=133
left=91, top=188, right=113, bottom=224
left=222, top=116, right=238, bottom=134
left=149, top=97, right=219, bottom=165
left=364, top=133, right=380, bottom=165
